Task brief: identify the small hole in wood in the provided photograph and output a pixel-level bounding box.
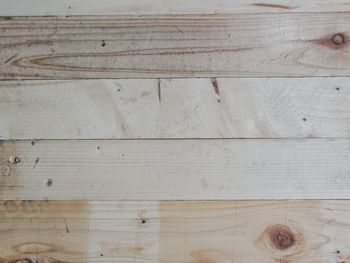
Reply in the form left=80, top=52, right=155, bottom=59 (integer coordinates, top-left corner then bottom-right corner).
left=46, top=179, right=53, bottom=187
left=8, top=156, right=20, bottom=164
left=302, top=118, right=307, bottom=122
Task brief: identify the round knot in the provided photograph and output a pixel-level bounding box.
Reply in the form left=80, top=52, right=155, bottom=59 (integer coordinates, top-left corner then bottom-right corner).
left=331, top=33, right=345, bottom=46
left=267, top=225, right=295, bottom=250
left=0, top=165, right=11, bottom=176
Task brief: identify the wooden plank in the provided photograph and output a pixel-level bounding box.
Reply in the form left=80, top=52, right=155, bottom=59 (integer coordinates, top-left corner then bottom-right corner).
left=1, top=13, right=350, bottom=79
left=0, top=139, right=349, bottom=200
left=1, top=78, right=349, bottom=140
left=0, top=200, right=349, bottom=262
left=1, top=0, right=350, bottom=16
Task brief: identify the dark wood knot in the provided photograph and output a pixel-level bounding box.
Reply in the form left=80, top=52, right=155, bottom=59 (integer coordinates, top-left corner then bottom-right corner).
left=331, top=33, right=346, bottom=46
left=266, top=224, right=296, bottom=250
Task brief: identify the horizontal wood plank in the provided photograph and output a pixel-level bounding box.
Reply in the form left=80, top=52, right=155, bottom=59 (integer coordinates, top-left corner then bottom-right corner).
left=1, top=78, right=349, bottom=139
left=0, top=139, right=349, bottom=200
left=0, top=200, right=349, bottom=262
left=1, top=13, right=350, bottom=79
left=1, top=0, right=350, bottom=15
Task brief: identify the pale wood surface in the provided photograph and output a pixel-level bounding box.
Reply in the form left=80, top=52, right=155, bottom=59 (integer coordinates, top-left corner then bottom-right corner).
left=1, top=78, right=349, bottom=139
left=1, top=13, right=350, bottom=79
left=0, top=139, right=349, bottom=200
left=1, top=1, right=350, bottom=261
left=1, top=0, right=350, bottom=15
left=0, top=200, right=349, bottom=263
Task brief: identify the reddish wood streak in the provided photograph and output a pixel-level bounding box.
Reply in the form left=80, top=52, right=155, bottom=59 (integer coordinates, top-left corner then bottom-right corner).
left=252, top=3, right=295, bottom=10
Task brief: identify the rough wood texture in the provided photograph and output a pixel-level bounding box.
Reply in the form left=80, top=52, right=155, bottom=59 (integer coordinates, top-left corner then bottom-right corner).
left=0, top=139, right=349, bottom=200
left=1, top=78, right=349, bottom=139
left=1, top=13, right=350, bottom=79
left=1, top=0, right=350, bottom=15
left=0, top=200, right=349, bottom=263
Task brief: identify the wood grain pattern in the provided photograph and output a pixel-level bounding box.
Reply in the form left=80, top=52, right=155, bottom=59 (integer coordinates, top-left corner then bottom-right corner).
left=1, top=78, right=349, bottom=139
left=1, top=13, right=350, bottom=79
left=0, top=139, right=349, bottom=200
left=1, top=0, right=350, bottom=15
left=0, top=200, right=349, bottom=262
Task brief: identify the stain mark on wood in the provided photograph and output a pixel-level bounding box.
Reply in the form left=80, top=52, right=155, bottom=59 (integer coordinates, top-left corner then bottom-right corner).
left=252, top=3, right=296, bottom=10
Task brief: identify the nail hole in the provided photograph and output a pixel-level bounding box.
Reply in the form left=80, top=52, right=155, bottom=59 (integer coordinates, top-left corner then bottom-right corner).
left=8, top=156, right=20, bottom=164
left=302, top=118, right=307, bottom=122
left=100, top=253, right=103, bottom=257
left=101, top=40, right=107, bottom=47
left=335, top=87, right=340, bottom=91
left=46, top=179, right=53, bottom=187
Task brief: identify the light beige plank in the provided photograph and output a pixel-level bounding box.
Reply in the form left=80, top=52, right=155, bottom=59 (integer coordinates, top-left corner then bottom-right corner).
left=1, top=13, right=350, bottom=79
left=0, top=139, right=349, bottom=200
left=1, top=78, right=349, bottom=139
left=1, top=0, right=350, bottom=16
left=0, top=200, right=349, bottom=262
